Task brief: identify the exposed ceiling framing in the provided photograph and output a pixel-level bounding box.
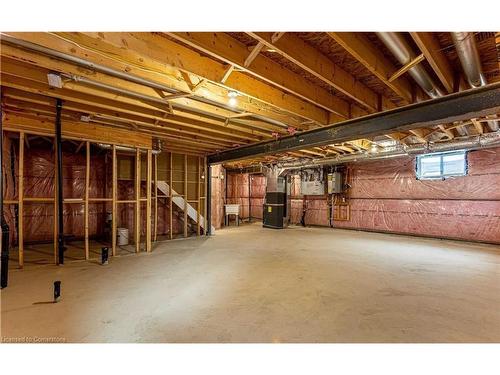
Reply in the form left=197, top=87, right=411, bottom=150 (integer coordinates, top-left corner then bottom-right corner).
left=1, top=31, right=499, bottom=166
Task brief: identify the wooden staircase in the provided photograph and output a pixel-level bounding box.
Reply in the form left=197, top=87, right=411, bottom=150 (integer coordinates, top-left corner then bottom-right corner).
left=156, top=180, right=215, bottom=234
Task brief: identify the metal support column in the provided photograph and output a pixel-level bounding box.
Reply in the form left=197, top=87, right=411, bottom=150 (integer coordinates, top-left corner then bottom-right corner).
left=55, top=99, right=65, bottom=265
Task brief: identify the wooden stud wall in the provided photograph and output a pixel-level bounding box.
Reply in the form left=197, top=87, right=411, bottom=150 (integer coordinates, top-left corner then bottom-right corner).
left=3, top=128, right=207, bottom=268
left=18, top=132, right=24, bottom=267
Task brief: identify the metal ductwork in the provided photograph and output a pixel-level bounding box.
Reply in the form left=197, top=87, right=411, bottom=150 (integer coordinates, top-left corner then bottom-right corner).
left=452, top=32, right=499, bottom=132
left=376, top=32, right=445, bottom=98
left=278, top=133, right=500, bottom=169
left=451, top=33, right=487, bottom=88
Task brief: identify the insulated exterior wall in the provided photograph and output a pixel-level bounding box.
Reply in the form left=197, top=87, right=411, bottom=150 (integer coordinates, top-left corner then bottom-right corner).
left=289, top=147, right=500, bottom=244
left=226, top=173, right=249, bottom=219
left=226, top=173, right=266, bottom=220
left=2, top=140, right=198, bottom=244
left=210, top=164, right=225, bottom=229
left=250, top=175, right=266, bottom=219
left=2, top=140, right=108, bottom=244
left=333, top=147, right=500, bottom=243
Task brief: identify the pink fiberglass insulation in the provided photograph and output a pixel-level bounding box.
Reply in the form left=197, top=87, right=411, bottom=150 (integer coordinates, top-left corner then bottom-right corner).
left=2, top=141, right=109, bottom=244
left=333, top=198, right=500, bottom=243
left=226, top=173, right=267, bottom=220
left=210, top=165, right=225, bottom=229
left=1, top=140, right=188, bottom=244
left=289, top=147, right=500, bottom=244
left=349, top=148, right=500, bottom=200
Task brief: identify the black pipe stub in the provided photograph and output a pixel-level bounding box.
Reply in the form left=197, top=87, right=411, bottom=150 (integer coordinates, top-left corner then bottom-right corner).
left=101, top=247, right=109, bottom=265
left=53, top=281, right=61, bottom=303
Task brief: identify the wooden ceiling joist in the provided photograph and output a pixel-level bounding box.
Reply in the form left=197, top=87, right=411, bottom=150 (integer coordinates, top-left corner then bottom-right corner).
left=49, top=32, right=331, bottom=125
left=0, top=58, right=275, bottom=142
left=247, top=32, right=383, bottom=112
left=1, top=31, right=498, bottom=164
left=4, top=96, right=241, bottom=148
left=1, top=32, right=309, bottom=129
left=328, top=32, right=413, bottom=104
left=410, top=32, right=455, bottom=94
left=165, top=32, right=350, bottom=120
left=0, top=44, right=286, bottom=137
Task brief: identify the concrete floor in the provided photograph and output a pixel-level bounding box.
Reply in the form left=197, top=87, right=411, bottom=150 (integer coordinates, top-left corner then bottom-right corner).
left=9, top=240, right=139, bottom=267
left=1, top=223, right=499, bottom=343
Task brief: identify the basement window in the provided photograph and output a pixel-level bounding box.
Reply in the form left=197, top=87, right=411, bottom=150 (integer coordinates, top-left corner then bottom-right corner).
left=416, top=151, right=468, bottom=180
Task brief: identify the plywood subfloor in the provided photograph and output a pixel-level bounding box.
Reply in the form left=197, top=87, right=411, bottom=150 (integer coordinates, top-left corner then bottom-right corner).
left=2, top=223, right=499, bottom=343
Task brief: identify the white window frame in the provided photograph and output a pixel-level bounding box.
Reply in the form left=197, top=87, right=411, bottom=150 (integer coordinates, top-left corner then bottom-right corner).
left=416, top=150, right=468, bottom=180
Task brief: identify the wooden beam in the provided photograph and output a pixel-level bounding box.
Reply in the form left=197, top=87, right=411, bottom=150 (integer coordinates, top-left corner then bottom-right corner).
left=49, top=32, right=329, bottom=125
left=410, top=32, right=454, bottom=94
left=471, top=118, right=484, bottom=134
left=197, top=156, right=201, bottom=236
left=18, top=132, right=24, bottom=268
left=153, top=153, right=158, bottom=242
left=409, top=128, right=431, bottom=143
left=388, top=54, right=425, bottom=82
left=135, top=148, right=141, bottom=253
left=165, top=32, right=350, bottom=119
left=84, top=141, right=90, bottom=260
left=328, top=32, right=413, bottom=104
left=0, top=61, right=265, bottom=143
left=438, top=124, right=455, bottom=139
left=3, top=110, right=152, bottom=149
left=112, top=144, right=117, bottom=256
left=146, top=149, right=152, bottom=252
left=169, top=152, right=173, bottom=240
left=247, top=32, right=380, bottom=112
left=184, top=154, right=188, bottom=238
left=203, top=157, right=207, bottom=236
left=1, top=41, right=293, bottom=133
left=2, top=33, right=312, bottom=127
left=3, top=92, right=242, bottom=148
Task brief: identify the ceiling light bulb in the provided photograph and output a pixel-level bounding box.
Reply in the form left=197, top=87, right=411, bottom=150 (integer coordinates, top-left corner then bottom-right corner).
left=228, top=91, right=238, bottom=98
left=228, top=97, right=238, bottom=107
left=371, top=144, right=378, bottom=153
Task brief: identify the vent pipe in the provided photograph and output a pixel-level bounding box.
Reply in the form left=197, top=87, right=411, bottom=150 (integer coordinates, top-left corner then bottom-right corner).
left=376, top=32, right=445, bottom=98
left=278, top=133, right=500, bottom=169
left=451, top=32, right=499, bottom=131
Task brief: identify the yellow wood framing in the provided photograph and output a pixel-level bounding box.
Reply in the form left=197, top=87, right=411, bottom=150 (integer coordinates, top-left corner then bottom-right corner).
left=84, top=141, right=90, bottom=260
left=18, top=132, right=24, bottom=267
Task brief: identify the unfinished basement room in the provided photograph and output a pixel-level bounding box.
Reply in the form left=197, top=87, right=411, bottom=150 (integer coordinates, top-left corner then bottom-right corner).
left=1, top=28, right=500, bottom=349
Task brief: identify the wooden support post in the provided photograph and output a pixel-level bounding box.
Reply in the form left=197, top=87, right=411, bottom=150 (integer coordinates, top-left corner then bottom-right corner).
left=169, top=152, right=173, bottom=240
left=112, top=145, right=117, bottom=256
left=84, top=141, right=90, bottom=260
left=135, top=148, right=141, bottom=252
left=184, top=154, right=188, bottom=238
left=146, top=150, right=152, bottom=252
left=153, top=153, right=158, bottom=242
left=18, top=132, right=24, bottom=268
left=204, top=157, right=207, bottom=235
left=196, top=156, right=201, bottom=236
